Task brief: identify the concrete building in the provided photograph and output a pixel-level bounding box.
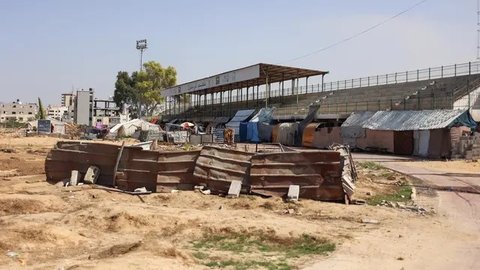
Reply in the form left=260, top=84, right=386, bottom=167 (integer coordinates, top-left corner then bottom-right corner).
left=61, top=93, right=75, bottom=107
left=0, top=99, right=38, bottom=123
left=47, top=105, right=69, bottom=121
left=74, top=89, right=94, bottom=126
left=93, top=98, right=129, bottom=126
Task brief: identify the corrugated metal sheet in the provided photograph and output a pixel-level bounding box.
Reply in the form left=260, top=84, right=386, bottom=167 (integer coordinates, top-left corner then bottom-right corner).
left=362, top=110, right=472, bottom=131
left=156, top=150, right=201, bottom=192
left=46, top=141, right=201, bottom=193
left=341, top=111, right=376, bottom=128
left=193, top=146, right=254, bottom=193
left=249, top=151, right=345, bottom=201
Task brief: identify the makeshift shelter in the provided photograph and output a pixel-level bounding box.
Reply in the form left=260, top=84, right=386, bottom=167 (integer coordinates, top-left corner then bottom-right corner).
left=273, top=123, right=299, bottom=146
left=362, top=110, right=477, bottom=158
left=108, top=119, right=160, bottom=138
left=239, top=108, right=275, bottom=143
left=208, top=117, right=231, bottom=141
left=341, top=111, right=376, bottom=149
left=302, top=123, right=342, bottom=149
left=225, top=109, right=256, bottom=141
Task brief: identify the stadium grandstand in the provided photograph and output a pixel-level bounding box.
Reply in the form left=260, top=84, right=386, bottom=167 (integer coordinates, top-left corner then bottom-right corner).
left=162, top=61, right=480, bottom=123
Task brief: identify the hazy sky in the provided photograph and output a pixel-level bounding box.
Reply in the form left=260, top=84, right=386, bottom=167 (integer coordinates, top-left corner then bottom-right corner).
left=0, top=0, right=477, bottom=105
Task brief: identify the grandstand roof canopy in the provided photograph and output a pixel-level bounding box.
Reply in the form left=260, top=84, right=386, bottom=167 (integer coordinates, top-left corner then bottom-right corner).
left=163, top=63, right=328, bottom=97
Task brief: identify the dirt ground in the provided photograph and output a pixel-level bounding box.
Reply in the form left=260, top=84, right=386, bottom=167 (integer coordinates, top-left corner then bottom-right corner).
left=404, top=159, right=480, bottom=173
left=0, top=136, right=440, bottom=269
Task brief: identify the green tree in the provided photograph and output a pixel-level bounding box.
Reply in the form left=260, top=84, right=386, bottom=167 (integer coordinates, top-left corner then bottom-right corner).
left=113, top=61, right=177, bottom=117
left=136, top=61, right=177, bottom=116
left=36, top=97, right=46, bottom=119
left=113, top=71, right=137, bottom=111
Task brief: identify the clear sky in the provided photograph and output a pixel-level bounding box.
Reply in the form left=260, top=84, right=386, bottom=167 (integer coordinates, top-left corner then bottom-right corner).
left=0, top=0, right=477, bottom=105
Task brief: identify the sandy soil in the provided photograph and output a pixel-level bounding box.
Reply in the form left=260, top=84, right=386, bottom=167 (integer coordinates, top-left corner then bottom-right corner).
left=0, top=136, right=435, bottom=269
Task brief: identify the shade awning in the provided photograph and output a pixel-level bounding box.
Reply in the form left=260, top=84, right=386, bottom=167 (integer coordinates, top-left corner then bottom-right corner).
left=163, top=63, right=328, bottom=97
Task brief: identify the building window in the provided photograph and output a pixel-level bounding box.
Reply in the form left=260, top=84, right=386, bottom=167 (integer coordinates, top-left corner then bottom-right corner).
left=18, top=117, right=23, bottom=121
left=12, top=105, right=16, bottom=108
left=11, top=112, right=16, bottom=115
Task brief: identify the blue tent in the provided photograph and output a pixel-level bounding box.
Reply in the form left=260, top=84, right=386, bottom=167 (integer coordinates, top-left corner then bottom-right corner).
left=239, top=108, right=275, bottom=143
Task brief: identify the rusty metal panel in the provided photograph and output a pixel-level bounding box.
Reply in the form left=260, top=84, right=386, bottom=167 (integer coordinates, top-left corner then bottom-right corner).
left=193, top=146, right=253, bottom=193
left=249, top=150, right=344, bottom=201
left=45, top=148, right=117, bottom=185
left=302, top=123, right=320, bottom=147
left=156, top=150, right=201, bottom=192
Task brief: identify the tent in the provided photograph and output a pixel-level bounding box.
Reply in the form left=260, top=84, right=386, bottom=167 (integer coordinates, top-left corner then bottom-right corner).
left=225, top=109, right=256, bottom=141
left=239, top=108, right=275, bottom=143
left=108, top=119, right=160, bottom=138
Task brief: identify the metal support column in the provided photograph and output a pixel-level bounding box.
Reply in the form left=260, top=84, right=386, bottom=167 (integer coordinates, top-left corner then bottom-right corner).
left=246, top=87, right=249, bottom=107
left=321, top=74, right=324, bottom=92
left=305, top=76, right=309, bottom=94
left=265, top=75, right=269, bottom=108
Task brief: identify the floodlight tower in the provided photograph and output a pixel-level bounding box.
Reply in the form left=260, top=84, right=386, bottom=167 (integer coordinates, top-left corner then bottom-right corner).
left=136, top=39, right=148, bottom=71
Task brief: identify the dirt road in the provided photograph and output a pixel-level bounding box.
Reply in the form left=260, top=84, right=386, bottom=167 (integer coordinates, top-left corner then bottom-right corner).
left=306, top=153, right=480, bottom=270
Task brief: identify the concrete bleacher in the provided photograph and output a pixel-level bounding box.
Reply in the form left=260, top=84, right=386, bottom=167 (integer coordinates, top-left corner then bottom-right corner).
left=166, top=73, right=480, bottom=122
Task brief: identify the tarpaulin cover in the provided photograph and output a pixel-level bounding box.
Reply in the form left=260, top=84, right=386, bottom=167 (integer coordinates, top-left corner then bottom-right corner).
left=258, top=123, right=274, bottom=142
left=240, top=108, right=275, bottom=143
left=239, top=122, right=248, bottom=142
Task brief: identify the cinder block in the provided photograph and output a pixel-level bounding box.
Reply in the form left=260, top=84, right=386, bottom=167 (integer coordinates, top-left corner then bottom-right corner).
left=287, top=185, right=300, bottom=201
left=84, top=166, right=100, bottom=184
left=70, top=170, right=80, bottom=186
left=227, top=180, right=242, bottom=198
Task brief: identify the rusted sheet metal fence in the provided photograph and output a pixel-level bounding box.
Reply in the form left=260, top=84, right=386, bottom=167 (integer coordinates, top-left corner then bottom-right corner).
left=46, top=141, right=201, bottom=193
left=250, top=151, right=344, bottom=201
left=46, top=141, right=352, bottom=202
left=45, top=141, right=134, bottom=186
left=156, top=150, right=201, bottom=192
left=193, top=146, right=253, bottom=193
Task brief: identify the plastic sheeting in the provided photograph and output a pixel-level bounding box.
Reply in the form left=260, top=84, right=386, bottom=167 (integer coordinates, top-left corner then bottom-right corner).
left=239, top=108, right=275, bottom=143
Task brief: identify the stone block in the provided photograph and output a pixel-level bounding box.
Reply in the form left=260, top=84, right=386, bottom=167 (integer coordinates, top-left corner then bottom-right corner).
left=84, top=166, right=100, bottom=184
left=70, top=170, right=80, bottom=186
left=227, top=180, right=242, bottom=198
left=287, top=185, right=300, bottom=201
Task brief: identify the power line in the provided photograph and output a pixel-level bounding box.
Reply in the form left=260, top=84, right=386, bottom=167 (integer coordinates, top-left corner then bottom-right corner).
left=279, top=0, right=428, bottom=64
